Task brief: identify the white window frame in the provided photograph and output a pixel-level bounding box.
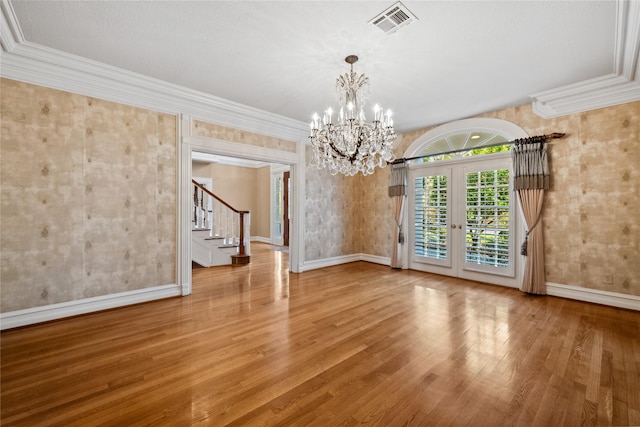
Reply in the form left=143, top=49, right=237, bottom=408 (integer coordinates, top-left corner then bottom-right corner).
left=402, top=118, right=528, bottom=288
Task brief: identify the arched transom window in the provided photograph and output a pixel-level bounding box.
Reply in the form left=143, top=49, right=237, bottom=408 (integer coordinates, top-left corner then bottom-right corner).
left=417, top=131, right=509, bottom=162
left=404, top=118, right=529, bottom=162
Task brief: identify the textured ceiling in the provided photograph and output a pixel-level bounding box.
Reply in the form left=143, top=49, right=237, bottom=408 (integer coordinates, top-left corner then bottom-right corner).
left=9, top=1, right=617, bottom=133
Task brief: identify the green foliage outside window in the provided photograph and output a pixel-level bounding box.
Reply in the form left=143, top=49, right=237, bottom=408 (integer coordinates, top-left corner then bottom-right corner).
left=414, top=145, right=511, bottom=268
left=465, top=168, right=510, bottom=267
left=419, top=144, right=511, bottom=163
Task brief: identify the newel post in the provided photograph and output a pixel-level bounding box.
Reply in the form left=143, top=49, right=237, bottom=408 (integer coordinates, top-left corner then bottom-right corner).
left=231, top=211, right=251, bottom=265
left=238, top=212, right=246, bottom=256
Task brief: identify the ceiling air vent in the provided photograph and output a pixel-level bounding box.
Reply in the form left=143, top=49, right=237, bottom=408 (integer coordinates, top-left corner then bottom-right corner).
left=369, top=2, right=418, bottom=34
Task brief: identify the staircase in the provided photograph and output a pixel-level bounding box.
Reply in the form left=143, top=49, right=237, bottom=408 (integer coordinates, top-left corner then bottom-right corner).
left=192, top=180, right=250, bottom=267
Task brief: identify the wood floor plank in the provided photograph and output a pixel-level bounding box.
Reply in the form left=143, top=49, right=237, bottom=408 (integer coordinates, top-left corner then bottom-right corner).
left=2, top=243, right=639, bottom=426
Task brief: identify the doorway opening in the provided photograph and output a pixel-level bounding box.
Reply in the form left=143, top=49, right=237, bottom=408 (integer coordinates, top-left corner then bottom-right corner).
left=191, top=152, right=291, bottom=273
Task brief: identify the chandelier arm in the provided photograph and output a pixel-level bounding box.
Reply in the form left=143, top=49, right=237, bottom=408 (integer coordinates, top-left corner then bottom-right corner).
left=327, top=140, right=353, bottom=161
left=350, top=130, right=365, bottom=163
left=327, top=128, right=365, bottom=163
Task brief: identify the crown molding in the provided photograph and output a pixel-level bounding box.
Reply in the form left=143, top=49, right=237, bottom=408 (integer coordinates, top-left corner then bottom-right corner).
left=531, top=0, right=640, bottom=118
left=2, top=0, right=637, bottom=131
left=0, top=1, right=308, bottom=143
left=0, top=0, right=22, bottom=52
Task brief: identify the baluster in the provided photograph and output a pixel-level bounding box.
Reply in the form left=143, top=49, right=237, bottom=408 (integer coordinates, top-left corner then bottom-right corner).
left=238, top=213, right=245, bottom=256
left=216, top=203, right=221, bottom=238
left=193, top=185, right=198, bottom=228
left=231, top=213, right=237, bottom=246
left=224, top=208, right=229, bottom=245
left=199, top=188, right=205, bottom=229
left=246, top=212, right=251, bottom=256
left=207, top=195, right=213, bottom=238
left=196, top=188, right=200, bottom=228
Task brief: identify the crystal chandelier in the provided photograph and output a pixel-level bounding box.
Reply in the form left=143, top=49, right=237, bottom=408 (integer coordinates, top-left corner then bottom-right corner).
left=309, top=55, right=397, bottom=176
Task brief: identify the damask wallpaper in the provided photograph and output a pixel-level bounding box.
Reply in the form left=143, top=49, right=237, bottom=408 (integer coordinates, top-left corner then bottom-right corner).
left=1, top=78, right=177, bottom=312
left=304, top=145, right=360, bottom=261
left=352, top=102, right=639, bottom=297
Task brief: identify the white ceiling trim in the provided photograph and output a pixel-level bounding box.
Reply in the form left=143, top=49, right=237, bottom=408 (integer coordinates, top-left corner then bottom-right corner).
left=0, top=0, right=22, bottom=51
left=531, top=0, right=640, bottom=118
left=0, top=0, right=637, bottom=131
left=0, top=1, right=308, bottom=143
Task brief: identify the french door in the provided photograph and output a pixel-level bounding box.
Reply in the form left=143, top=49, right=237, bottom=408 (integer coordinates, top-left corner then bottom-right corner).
left=409, top=154, right=520, bottom=287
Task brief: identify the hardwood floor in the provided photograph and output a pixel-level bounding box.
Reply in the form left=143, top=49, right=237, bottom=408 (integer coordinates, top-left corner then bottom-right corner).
left=2, top=243, right=639, bottom=426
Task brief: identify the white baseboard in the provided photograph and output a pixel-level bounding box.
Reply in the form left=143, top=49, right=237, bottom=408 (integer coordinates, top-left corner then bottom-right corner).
left=301, top=255, right=639, bottom=312
left=359, top=254, right=391, bottom=266
left=251, top=236, right=271, bottom=244
left=5, top=274, right=634, bottom=331
left=302, top=254, right=361, bottom=271
left=302, top=253, right=390, bottom=272
left=546, top=282, right=640, bottom=311
left=0, top=284, right=181, bottom=330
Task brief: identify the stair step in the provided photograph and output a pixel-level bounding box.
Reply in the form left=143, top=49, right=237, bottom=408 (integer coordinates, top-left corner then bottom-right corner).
left=219, top=245, right=239, bottom=249
left=192, top=228, right=212, bottom=232
left=205, top=237, right=224, bottom=241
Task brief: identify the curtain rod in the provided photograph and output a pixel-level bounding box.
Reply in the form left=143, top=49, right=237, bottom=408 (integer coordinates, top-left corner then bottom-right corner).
left=393, top=132, right=566, bottom=164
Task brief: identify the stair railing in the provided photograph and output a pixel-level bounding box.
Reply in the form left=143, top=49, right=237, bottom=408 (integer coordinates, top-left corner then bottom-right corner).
left=192, top=179, right=250, bottom=258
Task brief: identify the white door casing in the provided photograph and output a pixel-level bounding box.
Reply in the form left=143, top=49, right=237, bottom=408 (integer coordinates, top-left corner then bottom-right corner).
left=178, top=115, right=304, bottom=296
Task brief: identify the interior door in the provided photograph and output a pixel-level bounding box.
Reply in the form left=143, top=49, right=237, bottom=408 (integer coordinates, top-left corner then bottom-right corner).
left=409, top=154, right=519, bottom=287
left=272, top=173, right=284, bottom=246
left=283, top=171, right=290, bottom=247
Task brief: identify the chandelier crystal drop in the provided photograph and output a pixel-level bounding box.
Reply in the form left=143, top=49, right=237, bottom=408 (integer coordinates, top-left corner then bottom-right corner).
left=309, top=55, right=397, bottom=176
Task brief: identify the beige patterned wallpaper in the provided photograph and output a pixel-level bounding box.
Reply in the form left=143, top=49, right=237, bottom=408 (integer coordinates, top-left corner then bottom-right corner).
left=193, top=120, right=297, bottom=153
left=1, top=78, right=177, bottom=312
left=304, top=145, right=360, bottom=260
left=348, top=102, right=639, bottom=296
left=304, top=134, right=411, bottom=262
left=255, top=166, right=271, bottom=239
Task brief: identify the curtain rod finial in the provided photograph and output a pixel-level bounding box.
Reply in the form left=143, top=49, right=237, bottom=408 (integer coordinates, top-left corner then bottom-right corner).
left=548, top=132, right=566, bottom=139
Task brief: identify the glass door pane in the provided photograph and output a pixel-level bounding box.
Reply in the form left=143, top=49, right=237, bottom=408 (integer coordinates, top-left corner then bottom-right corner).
left=412, top=169, right=451, bottom=268
left=460, top=160, right=515, bottom=278
left=409, top=155, right=518, bottom=285
left=274, top=176, right=283, bottom=239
